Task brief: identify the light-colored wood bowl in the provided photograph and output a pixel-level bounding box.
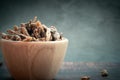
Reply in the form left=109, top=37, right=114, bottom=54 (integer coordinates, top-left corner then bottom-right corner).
left=0, top=38, right=68, bottom=80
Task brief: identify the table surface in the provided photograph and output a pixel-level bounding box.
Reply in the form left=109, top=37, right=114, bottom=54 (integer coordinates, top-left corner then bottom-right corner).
left=0, top=62, right=120, bottom=80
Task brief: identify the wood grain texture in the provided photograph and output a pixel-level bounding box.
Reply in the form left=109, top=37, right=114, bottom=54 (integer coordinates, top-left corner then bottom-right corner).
left=0, top=39, right=68, bottom=80
left=1, top=62, right=120, bottom=80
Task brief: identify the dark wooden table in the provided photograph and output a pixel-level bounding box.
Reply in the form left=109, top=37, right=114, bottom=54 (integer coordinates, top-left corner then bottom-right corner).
left=0, top=62, right=120, bottom=80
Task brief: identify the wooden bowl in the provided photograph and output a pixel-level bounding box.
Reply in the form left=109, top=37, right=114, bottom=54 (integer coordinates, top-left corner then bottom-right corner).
left=0, top=38, right=68, bottom=80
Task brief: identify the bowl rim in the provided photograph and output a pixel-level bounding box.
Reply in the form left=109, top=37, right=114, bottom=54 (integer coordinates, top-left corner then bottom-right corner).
left=0, top=38, right=68, bottom=43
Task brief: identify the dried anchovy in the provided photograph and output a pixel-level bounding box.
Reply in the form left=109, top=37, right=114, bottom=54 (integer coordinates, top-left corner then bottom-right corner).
left=52, top=32, right=60, bottom=41
left=21, top=23, right=26, bottom=27
left=45, top=28, right=51, bottom=41
left=13, top=25, right=19, bottom=31
left=10, top=35, right=21, bottom=41
left=23, top=36, right=34, bottom=42
left=32, top=16, right=37, bottom=22
left=0, top=16, right=63, bottom=41
left=36, top=21, right=44, bottom=32
left=50, top=26, right=61, bottom=41
left=60, top=32, right=63, bottom=40
left=32, top=28, right=40, bottom=38
left=50, top=31, right=61, bottom=41
left=0, top=33, right=10, bottom=40
left=50, top=26, right=57, bottom=33
left=20, top=27, right=30, bottom=36
left=7, top=29, right=27, bottom=40
left=25, top=24, right=33, bottom=36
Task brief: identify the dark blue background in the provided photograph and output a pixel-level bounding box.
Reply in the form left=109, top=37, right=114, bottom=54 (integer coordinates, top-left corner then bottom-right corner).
left=0, top=0, right=120, bottom=62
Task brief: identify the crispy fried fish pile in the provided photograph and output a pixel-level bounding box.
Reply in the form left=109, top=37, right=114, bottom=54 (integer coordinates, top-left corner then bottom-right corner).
left=0, top=16, right=63, bottom=41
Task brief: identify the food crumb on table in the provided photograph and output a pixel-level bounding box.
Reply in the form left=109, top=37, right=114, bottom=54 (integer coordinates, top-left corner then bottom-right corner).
left=81, top=76, right=90, bottom=80
left=101, top=69, right=109, bottom=77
